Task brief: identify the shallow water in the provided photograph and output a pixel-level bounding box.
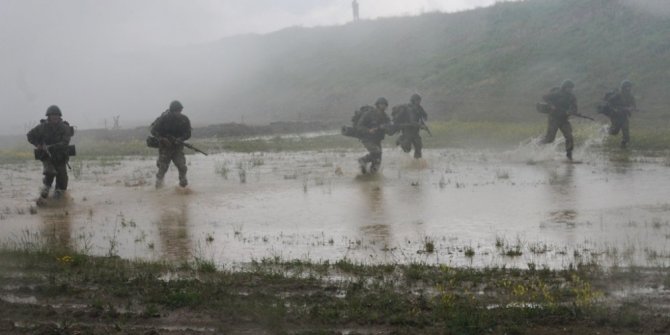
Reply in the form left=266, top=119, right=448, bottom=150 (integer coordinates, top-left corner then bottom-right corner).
left=1, top=143, right=669, bottom=269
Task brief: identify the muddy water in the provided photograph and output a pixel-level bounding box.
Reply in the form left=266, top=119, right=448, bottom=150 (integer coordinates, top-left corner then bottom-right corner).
left=1, top=144, right=669, bottom=269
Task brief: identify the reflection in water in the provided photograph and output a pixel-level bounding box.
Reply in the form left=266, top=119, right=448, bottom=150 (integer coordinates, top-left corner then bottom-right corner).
left=355, top=180, right=392, bottom=260
left=154, top=196, right=192, bottom=262
left=39, top=200, right=73, bottom=251
left=543, top=164, right=578, bottom=227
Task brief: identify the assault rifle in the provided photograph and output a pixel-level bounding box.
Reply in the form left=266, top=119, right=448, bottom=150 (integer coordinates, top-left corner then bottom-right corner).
left=536, top=102, right=595, bottom=121
left=166, top=136, right=209, bottom=156
left=569, top=113, right=595, bottom=121
left=178, top=140, right=208, bottom=156
left=34, top=143, right=76, bottom=169
left=391, top=120, right=432, bottom=136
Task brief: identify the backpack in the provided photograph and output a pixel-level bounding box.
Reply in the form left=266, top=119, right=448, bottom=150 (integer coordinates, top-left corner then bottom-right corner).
left=351, top=105, right=374, bottom=125
left=341, top=105, right=374, bottom=138
left=391, top=104, right=411, bottom=124
left=597, top=90, right=618, bottom=117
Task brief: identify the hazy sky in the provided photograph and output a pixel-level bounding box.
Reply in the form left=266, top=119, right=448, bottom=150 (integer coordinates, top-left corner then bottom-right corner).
left=0, top=0, right=509, bottom=134
left=1, top=0, right=505, bottom=52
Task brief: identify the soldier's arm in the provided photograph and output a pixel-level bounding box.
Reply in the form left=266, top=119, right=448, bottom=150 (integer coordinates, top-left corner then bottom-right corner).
left=567, top=95, right=578, bottom=115
left=150, top=117, right=163, bottom=137
left=26, top=126, right=40, bottom=146
left=179, top=117, right=192, bottom=142
left=418, top=106, right=428, bottom=120
left=355, top=112, right=371, bottom=133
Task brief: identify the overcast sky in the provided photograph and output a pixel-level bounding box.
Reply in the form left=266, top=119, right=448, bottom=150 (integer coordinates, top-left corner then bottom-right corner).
left=0, top=0, right=513, bottom=134
left=1, top=0, right=506, bottom=52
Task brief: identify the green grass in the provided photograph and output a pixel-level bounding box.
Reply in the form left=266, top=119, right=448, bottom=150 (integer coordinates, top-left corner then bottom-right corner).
left=0, top=246, right=666, bottom=333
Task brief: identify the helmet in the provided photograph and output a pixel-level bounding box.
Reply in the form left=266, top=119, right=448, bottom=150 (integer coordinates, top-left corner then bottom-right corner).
left=45, top=105, right=62, bottom=116
left=621, top=80, right=633, bottom=90
left=410, top=93, right=422, bottom=104
left=561, top=80, right=575, bottom=91
left=375, top=97, right=388, bottom=107
left=169, top=100, right=184, bottom=112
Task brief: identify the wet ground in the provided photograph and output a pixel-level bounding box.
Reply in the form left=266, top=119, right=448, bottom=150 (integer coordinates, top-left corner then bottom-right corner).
left=1, top=142, right=670, bottom=269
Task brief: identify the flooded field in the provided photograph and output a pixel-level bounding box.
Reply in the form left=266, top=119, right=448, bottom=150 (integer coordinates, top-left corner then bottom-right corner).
left=1, top=143, right=670, bottom=269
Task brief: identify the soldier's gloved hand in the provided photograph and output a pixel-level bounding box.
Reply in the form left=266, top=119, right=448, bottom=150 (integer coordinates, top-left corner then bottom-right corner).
left=37, top=144, right=45, bottom=150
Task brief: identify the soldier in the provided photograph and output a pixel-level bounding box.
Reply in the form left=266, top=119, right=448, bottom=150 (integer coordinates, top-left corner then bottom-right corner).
left=151, top=100, right=192, bottom=188
left=352, top=0, right=360, bottom=22
left=540, top=80, right=578, bottom=160
left=603, top=80, right=637, bottom=148
left=27, top=105, right=74, bottom=199
left=356, top=97, right=391, bottom=174
left=393, top=93, right=428, bottom=159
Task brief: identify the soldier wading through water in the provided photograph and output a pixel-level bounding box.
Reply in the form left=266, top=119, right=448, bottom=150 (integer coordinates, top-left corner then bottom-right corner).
left=599, top=80, right=637, bottom=149
left=355, top=97, right=391, bottom=174
left=392, top=93, right=429, bottom=159
left=150, top=100, right=192, bottom=189
left=538, top=80, right=578, bottom=161
left=27, top=105, right=75, bottom=199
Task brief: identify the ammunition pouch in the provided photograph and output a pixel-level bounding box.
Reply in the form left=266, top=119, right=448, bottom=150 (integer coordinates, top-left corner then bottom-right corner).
left=536, top=102, right=552, bottom=114
left=146, top=136, right=160, bottom=148
left=341, top=126, right=363, bottom=138
left=34, top=145, right=76, bottom=161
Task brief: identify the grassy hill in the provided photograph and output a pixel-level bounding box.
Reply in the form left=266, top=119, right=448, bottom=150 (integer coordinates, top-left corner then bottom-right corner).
left=183, top=0, right=669, bottom=126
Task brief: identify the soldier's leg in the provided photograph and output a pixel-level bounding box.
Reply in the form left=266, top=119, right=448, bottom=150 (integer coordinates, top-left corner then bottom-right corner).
left=41, top=161, right=56, bottom=198
left=368, top=141, right=383, bottom=173
left=398, top=133, right=412, bottom=153
left=541, top=117, right=559, bottom=144
left=609, top=117, right=621, bottom=136
left=621, top=117, right=630, bottom=148
left=172, top=149, right=188, bottom=187
left=155, top=148, right=171, bottom=188
left=559, top=121, right=574, bottom=160
left=54, top=162, right=69, bottom=191
left=413, top=135, right=423, bottom=159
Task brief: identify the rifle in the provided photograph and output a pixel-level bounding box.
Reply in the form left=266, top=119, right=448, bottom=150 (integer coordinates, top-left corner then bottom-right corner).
left=391, top=120, right=432, bottom=136
left=570, top=113, right=595, bottom=121
left=167, top=137, right=209, bottom=156
left=180, top=141, right=209, bottom=156
left=36, top=144, right=73, bottom=170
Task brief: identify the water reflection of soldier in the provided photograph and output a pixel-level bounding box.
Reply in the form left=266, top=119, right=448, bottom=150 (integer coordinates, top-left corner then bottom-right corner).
left=156, top=200, right=191, bottom=262
left=27, top=105, right=74, bottom=199
left=151, top=100, right=192, bottom=189
left=539, top=80, right=578, bottom=160
left=352, top=0, right=360, bottom=22
left=599, top=81, right=637, bottom=149
left=356, top=97, right=391, bottom=174
left=393, top=94, right=428, bottom=159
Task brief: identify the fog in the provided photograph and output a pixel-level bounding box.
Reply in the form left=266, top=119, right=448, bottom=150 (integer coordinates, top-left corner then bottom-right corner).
left=0, top=0, right=507, bottom=135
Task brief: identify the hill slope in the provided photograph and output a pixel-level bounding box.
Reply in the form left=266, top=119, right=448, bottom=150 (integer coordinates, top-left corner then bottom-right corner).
left=180, top=0, right=669, bottom=125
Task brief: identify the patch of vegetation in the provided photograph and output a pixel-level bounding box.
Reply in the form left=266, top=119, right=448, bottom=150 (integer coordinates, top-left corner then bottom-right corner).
left=0, top=247, right=666, bottom=333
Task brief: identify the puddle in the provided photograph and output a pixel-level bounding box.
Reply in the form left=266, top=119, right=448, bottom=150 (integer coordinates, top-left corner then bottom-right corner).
left=1, top=144, right=669, bottom=269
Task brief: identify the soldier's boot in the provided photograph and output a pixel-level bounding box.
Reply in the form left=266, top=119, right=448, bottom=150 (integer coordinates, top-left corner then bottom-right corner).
left=53, top=189, right=64, bottom=199
left=566, top=150, right=573, bottom=161
left=40, top=185, right=51, bottom=199
left=620, top=141, right=628, bottom=149
left=179, top=176, right=188, bottom=188
left=357, top=158, right=368, bottom=174
left=414, top=148, right=422, bottom=159
left=155, top=178, right=164, bottom=189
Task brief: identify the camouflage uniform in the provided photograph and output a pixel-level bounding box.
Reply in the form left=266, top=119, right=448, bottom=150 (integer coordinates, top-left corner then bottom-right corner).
left=540, top=82, right=577, bottom=159
left=27, top=109, right=73, bottom=196
left=356, top=98, right=390, bottom=174
left=605, top=83, right=636, bottom=148
left=151, top=101, right=192, bottom=188
left=394, top=95, right=428, bottom=159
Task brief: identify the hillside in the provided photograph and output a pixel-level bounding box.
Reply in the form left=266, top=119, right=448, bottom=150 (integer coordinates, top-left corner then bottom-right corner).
left=174, top=0, right=669, bottom=125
